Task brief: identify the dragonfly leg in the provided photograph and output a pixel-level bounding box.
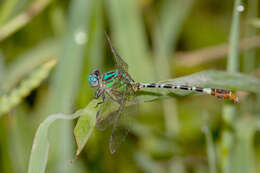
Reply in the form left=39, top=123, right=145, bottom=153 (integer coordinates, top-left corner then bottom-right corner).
left=96, top=93, right=107, bottom=119
left=95, top=92, right=106, bottom=108
left=95, top=88, right=102, bottom=99
left=106, top=89, right=122, bottom=103
left=96, top=105, right=102, bottom=118
left=94, top=88, right=106, bottom=107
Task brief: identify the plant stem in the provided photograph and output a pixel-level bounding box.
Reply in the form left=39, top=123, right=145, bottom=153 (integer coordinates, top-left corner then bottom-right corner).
left=243, top=0, right=258, bottom=73
left=221, top=0, right=242, bottom=172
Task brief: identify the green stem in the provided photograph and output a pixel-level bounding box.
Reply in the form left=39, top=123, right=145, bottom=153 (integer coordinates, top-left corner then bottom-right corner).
left=153, top=0, right=193, bottom=136
left=0, top=0, right=18, bottom=25
left=227, top=0, right=241, bottom=73
left=203, top=126, right=217, bottom=173
left=243, top=0, right=258, bottom=73
left=221, top=0, right=242, bottom=173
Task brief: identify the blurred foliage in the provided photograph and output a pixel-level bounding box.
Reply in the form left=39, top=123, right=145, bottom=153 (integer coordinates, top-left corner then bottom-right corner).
left=0, top=0, right=260, bottom=173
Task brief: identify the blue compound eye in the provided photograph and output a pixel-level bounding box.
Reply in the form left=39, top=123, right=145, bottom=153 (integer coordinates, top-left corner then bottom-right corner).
left=88, top=69, right=100, bottom=87
left=88, top=75, right=99, bottom=87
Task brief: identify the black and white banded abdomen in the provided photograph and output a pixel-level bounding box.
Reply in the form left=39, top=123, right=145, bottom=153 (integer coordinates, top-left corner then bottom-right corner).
left=135, top=82, right=238, bottom=102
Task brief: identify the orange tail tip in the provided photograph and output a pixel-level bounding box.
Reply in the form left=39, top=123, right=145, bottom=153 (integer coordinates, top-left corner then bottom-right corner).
left=211, top=89, right=238, bottom=103
left=229, top=92, right=239, bottom=103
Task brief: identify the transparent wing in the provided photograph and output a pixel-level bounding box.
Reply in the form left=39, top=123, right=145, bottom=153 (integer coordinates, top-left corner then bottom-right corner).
left=95, top=96, right=119, bottom=131
left=105, top=32, right=129, bottom=72
left=109, top=99, right=128, bottom=154
left=109, top=89, right=137, bottom=154
left=96, top=87, right=136, bottom=154
left=95, top=91, right=128, bottom=153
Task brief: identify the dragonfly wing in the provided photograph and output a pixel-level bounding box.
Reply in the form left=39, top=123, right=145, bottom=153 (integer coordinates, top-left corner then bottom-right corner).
left=95, top=96, right=119, bottom=131
left=109, top=101, right=128, bottom=154
left=95, top=94, right=129, bottom=153
left=105, top=32, right=129, bottom=73
left=96, top=111, right=117, bottom=131
left=95, top=79, right=136, bottom=153
left=109, top=89, right=137, bottom=154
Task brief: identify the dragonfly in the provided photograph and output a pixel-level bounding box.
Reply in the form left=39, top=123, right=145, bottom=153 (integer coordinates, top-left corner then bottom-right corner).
left=88, top=33, right=238, bottom=154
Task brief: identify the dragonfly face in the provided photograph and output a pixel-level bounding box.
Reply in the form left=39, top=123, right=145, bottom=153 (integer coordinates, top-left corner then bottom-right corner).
left=88, top=69, right=100, bottom=87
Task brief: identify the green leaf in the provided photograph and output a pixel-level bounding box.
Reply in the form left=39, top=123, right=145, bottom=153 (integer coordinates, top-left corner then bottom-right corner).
left=74, top=98, right=121, bottom=155
left=28, top=111, right=82, bottom=173
left=74, top=99, right=98, bottom=156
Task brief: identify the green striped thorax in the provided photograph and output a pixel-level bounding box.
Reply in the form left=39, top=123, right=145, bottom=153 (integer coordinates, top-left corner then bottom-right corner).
left=88, top=69, right=136, bottom=92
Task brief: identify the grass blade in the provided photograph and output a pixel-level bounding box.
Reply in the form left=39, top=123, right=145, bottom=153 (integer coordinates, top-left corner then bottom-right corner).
left=41, top=0, right=92, bottom=172
left=243, top=0, right=258, bottom=73
left=221, top=0, right=242, bottom=172
left=233, top=118, right=256, bottom=173
left=134, top=151, right=165, bottom=173
left=77, top=0, right=105, bottom=107
left=2, top=39, right=59, bottom=92
left=0, top=0, right=51, bottom=41
left=0, top=60, right=56, bottom=116
left=153, top=0, right=193, bottom=135
left=0, top=0, right=18, bottom=25
left=202, top=126, right=217, bottom=173
left=28, top=111, right=82, bottom=173
left=107, top=0, right=153, bottom=81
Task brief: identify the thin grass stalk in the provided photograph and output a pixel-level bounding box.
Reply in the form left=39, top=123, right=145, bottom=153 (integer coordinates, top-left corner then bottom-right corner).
left=243, top=0, right=258, bottom=73
left=41, top=0, right=92, bottom=172
left=9, top=107, right=34, bottom=173
left=234, top=0, right=258, bottom=172
left=221, top=0, right=242, bottom=172
left=0, top=0, right=18, bottom=25
left=78, top=0, right=104, bottom=108
left=153, top=12, right=175, bottom=136
left=203, top=125, right=217, bottom=173
left=153, top=26, right=179, bottom=136
left=0, top=0, right=51, bottom=41
left=233, top=119, right=256, bottom=173
left=0, top=119, right=13, bottom=173
left=227, top=0, right=241, bottom=72
left=134, top=151, right=164, bottom=173
left=157, top=0, right=193, bottom=136
left=2, top=39, right=59, bottom=93
left=175, top=35, right=260, bottom=67
left=0, top=60, right=56, bottom=116
left=107, top=0, right=153, bottom=81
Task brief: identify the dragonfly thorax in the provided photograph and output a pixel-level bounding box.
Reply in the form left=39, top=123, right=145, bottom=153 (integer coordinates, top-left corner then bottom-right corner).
left=88, top=69, right=100, bottom=87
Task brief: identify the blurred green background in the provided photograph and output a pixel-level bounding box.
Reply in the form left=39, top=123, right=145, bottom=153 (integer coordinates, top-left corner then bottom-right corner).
left=0, top=0, right=260, bottom=172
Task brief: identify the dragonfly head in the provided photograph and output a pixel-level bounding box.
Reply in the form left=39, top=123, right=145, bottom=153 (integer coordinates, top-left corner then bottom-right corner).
left=88, top=69, right=100, bottom=87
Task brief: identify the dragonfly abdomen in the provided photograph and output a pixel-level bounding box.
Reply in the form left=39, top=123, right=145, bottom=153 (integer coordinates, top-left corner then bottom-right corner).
left=136, top=82, right=238, bottom=102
